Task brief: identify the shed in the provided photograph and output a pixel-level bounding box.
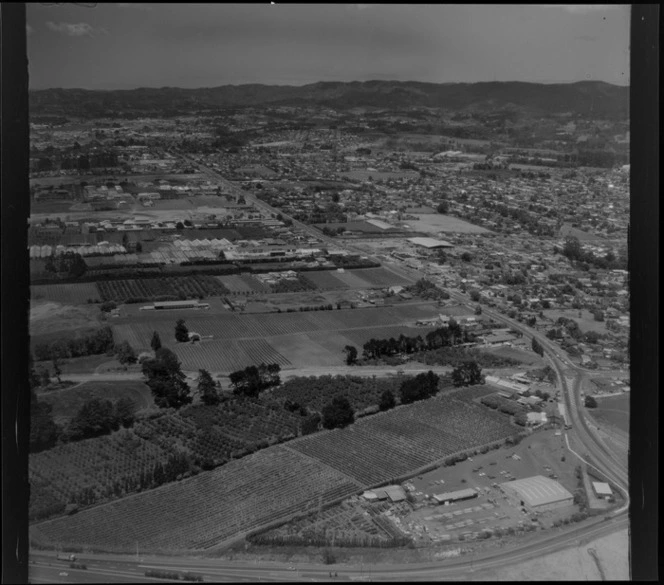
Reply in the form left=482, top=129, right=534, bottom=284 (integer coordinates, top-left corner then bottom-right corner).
left=592, top=482, right=613, bottom=498
left=433, top=488, right=478, bottom=505
left=384, top=485, right=407, bottom=503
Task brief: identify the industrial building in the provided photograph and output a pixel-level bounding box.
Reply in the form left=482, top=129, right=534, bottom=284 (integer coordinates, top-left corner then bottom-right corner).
left=500, top=476, right=573, bottom=512
left=433, top=488, right=478, bottom=505
left=407, top=237, right=454, bottom=249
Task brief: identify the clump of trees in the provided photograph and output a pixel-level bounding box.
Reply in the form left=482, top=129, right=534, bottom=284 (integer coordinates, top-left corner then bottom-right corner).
left=229, top=363, right=281, bottom=398
left=321, top=396, right=355, bottom=429
left=65, top=397, right=136, bottom=441
left=451, top=361, right=484, bottom=387
left=44, top=252, right=87, bottom=279
left=399, top=371, right=440, bottom=405
left=141, top=348, right=192, bottom=409
left=405, top=278, right=450, bottom=300
left=34, top=326, right=115, bottom=362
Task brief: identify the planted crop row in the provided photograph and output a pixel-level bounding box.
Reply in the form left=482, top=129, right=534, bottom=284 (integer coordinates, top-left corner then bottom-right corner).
left=31, top=446, right=363, bottom=552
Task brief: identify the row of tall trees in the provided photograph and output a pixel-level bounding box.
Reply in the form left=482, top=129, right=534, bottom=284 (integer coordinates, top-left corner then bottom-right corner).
left=361, top=320, right=472, bottom=361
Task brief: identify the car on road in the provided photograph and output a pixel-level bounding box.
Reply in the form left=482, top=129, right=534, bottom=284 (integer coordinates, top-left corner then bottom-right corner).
left=59, top=572, right=69, bottom=577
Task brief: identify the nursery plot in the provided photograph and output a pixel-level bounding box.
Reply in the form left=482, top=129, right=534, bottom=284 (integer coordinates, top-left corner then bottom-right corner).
left=330, top=270, right=376, bottom=289
left=268, top=334, right=341, bottom=368
left=303, top=270, right=351, bottom=290
left=173, top=339, right=254, bottom=373
left=31, top=282, right=101, bottom=304
left=215, top=274, right=255, bottom=293
left=289, top=396, right=518, bottom=486
left=237, top=338, right=292, bottom=368
left=31, top=446, right=363, bottom=552
left=29, top=430, right=173, bottom=521
left=351, top=267, right=414, bottom=287
left=238, top=274, right=269, bottom=292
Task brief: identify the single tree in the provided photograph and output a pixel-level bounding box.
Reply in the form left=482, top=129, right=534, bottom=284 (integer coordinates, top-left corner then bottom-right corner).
left=29, top=390, right=59, bottom=452
left=150, top=330, right=162, bottom=352
left=39, top=368, right=51, bottom=388
left=475, top=305, right=482, bottom=315
left=379, top=389, right=396, bottom=411
left=51, top=357, right=62, bottom=384
left=451, top=361, right=484, bottom=387
left=142, top=347, right=192, bottom=409
left=321, top=396, right=355, bottom=430
left=584, top=395, right=598, bottom=408
left=174, top=319, right=189, bottom=342
left=198, top=369, right=221, bottom=406
left=115, top=340, right=137, bottom=365
left=531, top=337, right=544, bottom=357
left=344, top=345, right=358, bottom=365
left=114, top=397, right=136, bottom=428
left=436, top=201, right=449, bottom=214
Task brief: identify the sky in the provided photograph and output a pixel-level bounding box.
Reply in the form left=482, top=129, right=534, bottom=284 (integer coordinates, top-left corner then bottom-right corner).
left=26, top=4, right=630, bottom=90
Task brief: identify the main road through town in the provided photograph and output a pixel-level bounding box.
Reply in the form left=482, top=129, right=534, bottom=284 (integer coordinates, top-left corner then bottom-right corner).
left=47, top=150, right=626, bottom=582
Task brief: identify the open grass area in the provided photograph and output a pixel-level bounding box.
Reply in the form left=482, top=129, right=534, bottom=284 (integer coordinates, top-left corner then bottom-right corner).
left=542, top=308, right=610, bottom=335
left=484, top=346, right=545, bottom=366
left=38, top=380, right=153, bottom=425
left=588, top=393, right=629, bottom=434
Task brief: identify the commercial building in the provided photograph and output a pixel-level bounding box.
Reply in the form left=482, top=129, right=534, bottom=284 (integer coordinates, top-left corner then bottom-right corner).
left=433, top=488, right=478, bottom=505
left=500, top=476, right=574, bottom=512
left=407, top=237, right=455, bottom=249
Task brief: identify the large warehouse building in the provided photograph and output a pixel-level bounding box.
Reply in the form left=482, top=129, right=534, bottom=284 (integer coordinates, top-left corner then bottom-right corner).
left=500, top=475, right=574, bottom=512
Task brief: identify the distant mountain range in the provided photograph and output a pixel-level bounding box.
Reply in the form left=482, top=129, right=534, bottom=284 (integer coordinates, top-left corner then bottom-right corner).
left=29, top=80, right=629, bottom=118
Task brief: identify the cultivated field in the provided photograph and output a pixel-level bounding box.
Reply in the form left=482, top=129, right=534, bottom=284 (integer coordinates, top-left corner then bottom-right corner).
left=96, top=275, right=230, bottom=302
left=402, top=214, right=489, bottom=234
left=302, top=270, right=350, bottom=290
left=31, top=283, right=101, bottom=304
left=288, top=396, right=518, bottom=486
left=215, top=274, right=256, bottom=293
left=111, top=304, right=441, bottom=372
left=349, top=267, right=414, bottom=287
left=31, top=446, right=363, bottom=552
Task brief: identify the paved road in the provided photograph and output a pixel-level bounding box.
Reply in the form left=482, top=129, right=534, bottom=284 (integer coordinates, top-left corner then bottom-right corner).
left=29, top=514, right=627, bottom=582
